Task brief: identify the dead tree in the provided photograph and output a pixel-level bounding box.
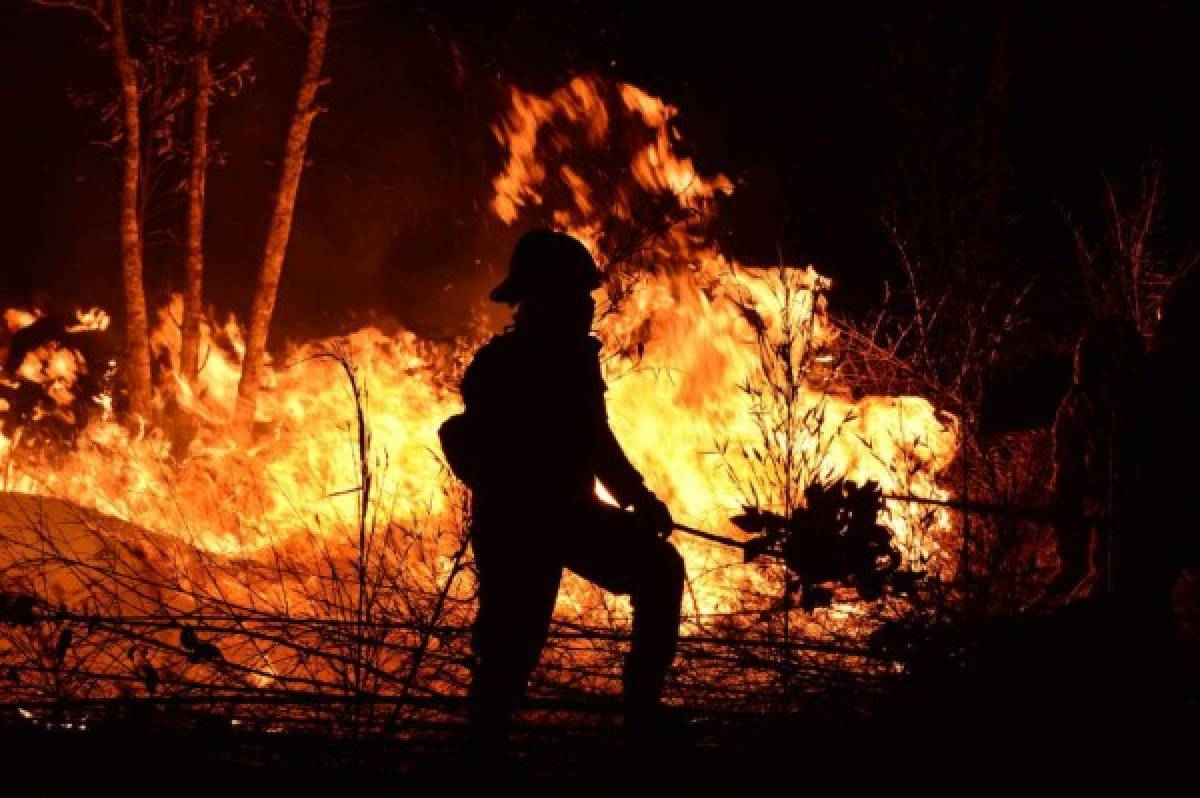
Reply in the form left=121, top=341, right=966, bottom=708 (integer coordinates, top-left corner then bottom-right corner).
left=177, top=1, right=258, bottom=386
left=34, top=0, right=157, bottom=419
left=33, top=0, right=218, bottom=421
left=870, top=11, right=1043, bottom=599
left=110, top=0, right=155, bottom=420
left=178, top=0, right=211, bottom=384
left=236, top=0, right=331, bottom=428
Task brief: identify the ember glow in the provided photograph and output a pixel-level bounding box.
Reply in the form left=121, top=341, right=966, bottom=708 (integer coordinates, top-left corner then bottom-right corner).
left=1, top=77, right=957, bottom=650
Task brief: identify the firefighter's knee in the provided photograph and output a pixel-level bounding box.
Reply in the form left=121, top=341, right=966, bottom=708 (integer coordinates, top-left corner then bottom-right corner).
left=667, top=542, right=686, bottom=585
left=657, top=542, right=686, bottom=600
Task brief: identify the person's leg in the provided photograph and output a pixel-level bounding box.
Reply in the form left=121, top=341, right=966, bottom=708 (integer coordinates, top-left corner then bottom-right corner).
left=559, top=504, right=686, bottom=713
left=466, top=527, right=562, bottom=761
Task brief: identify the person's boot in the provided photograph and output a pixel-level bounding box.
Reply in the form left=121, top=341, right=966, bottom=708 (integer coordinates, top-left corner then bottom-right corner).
left=464, top=703, right=510, bottom=777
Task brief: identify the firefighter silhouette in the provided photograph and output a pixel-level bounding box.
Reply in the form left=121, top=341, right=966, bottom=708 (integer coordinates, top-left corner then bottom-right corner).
left=1047, top=318, right=1143, bottom=602
left=441, top=230, right=685, bottom=760
left=1125, top=270, right=1200, bottom=636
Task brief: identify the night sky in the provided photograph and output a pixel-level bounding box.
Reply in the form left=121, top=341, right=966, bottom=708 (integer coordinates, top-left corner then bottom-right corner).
left=2, top=1, right=1199, bottom=348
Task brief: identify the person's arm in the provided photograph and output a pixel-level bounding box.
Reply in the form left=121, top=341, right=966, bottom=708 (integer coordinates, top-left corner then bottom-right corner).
left=587, top=344, right=673, bottom=535
left=594, top=414, right=652, bottom=508
left=595, top=417, right=673, bottom=537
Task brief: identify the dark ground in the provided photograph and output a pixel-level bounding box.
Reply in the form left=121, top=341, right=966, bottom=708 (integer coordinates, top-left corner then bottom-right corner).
left=3, top=603, right=1197, bottom=796
left=2, top=695, right=1194, bottom=796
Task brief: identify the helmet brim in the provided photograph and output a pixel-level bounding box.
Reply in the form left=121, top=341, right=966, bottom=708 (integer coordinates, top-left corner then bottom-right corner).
left=488, top=279, right=520, bottom=304
left=487, top=269, right=604, bottom=305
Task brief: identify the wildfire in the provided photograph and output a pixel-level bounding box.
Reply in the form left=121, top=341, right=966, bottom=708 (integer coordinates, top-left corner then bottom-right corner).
left=0, top=76, right=957, bottom=644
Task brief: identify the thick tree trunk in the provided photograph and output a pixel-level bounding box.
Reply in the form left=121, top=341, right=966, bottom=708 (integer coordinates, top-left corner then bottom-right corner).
left=111, top=0, right=154, bottom=420
left=235, top=0, right=331, bottom=427
left=180, top=0, right=212, bottom=384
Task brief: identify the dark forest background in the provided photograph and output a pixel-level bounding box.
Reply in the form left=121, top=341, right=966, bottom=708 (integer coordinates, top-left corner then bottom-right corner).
left=1, top=0, right=1198, bottom=351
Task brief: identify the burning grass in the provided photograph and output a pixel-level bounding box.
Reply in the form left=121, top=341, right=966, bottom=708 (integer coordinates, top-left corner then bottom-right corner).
left=0, top=75, right=965, bottom=741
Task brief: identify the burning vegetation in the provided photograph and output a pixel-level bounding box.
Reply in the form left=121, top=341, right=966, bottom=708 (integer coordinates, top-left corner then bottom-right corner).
left=0, top=71, right=965, bottom=740
left=5, top=5, right=1200, bottom=792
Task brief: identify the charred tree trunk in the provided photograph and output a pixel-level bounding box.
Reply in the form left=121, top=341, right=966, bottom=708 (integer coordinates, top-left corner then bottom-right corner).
left=235, top=0, right=331, bottom=427
left=111, top=0, right=154, bottom=420
left=180, top=0, right=212, bottom=384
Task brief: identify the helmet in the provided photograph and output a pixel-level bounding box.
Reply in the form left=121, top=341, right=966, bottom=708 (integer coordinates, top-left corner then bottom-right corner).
left=489, top=229, right=603, bottom=304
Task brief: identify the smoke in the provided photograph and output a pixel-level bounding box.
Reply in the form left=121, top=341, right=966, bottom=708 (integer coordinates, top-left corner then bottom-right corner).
left=198, top=10, right=516, bottom=344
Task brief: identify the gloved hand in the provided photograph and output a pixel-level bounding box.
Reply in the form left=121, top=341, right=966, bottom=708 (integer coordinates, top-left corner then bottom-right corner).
left=633, top=492, right=674, bottom=540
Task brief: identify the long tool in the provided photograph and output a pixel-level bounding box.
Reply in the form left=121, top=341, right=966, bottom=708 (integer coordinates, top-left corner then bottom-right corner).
left=671, top=492, right=1058, bottom=554
left=882, top=493, right=1056, bottom=523
left=671, top=521, right=748, bottom=550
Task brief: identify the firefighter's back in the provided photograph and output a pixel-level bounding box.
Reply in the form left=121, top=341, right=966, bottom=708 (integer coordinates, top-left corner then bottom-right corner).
left=461, top=328, right=607, bottom=519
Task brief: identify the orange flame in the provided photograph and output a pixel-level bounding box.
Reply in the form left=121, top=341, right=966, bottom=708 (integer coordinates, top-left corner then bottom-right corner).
left=0, top=76, right=957, bottom=635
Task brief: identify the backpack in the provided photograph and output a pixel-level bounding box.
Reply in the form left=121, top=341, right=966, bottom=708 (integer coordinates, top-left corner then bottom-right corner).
left=438, top=412, right=483, bottom=490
